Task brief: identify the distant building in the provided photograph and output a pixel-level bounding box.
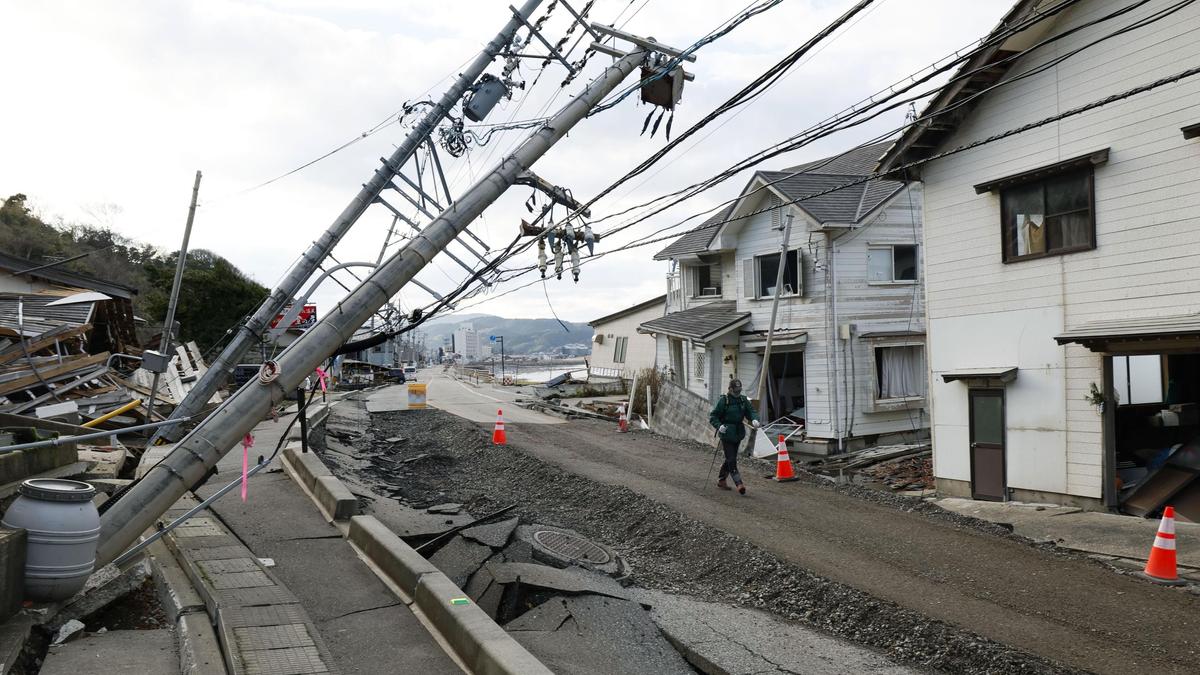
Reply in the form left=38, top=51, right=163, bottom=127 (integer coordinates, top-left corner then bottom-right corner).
left=588, top=295, right=666, bottom=378
left=453, top=324, right=480, bottom=361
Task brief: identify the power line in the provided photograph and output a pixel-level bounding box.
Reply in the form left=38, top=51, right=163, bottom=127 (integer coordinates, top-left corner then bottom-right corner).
left=427, top=56, right=1200, bottom=321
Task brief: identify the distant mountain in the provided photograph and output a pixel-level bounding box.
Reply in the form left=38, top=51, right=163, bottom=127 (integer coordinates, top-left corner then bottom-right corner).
left=420, top=313, right=592, bottom=355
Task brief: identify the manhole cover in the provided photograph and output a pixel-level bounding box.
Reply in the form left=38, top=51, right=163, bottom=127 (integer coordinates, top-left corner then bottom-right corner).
left=532, top=530, right=611, bottom=564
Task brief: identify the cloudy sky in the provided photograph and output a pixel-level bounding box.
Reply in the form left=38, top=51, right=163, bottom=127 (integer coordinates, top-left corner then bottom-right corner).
left=0, top=0, right=1012, bottom=325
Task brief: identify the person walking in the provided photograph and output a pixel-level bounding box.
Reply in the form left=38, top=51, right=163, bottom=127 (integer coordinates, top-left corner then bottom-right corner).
left=709, top=379, right=760, bottom=494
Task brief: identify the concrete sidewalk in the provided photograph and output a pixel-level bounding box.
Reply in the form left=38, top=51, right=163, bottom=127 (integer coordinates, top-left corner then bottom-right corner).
left=189, top=404, right=462, bottom=674
left=936, top=497, right=1200, bottom=580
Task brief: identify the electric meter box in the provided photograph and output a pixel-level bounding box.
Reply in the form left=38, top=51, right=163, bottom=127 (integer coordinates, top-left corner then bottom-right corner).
left=141, top=349, right=172, bottom=374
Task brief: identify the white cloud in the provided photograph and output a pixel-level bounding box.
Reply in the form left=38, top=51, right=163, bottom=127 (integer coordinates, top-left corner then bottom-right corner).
left=0, top=0, right=1012, bottom=326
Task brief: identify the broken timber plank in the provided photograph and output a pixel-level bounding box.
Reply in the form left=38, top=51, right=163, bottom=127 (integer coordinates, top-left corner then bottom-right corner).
left=0, top=353, right=110, bottom=398
left=4, top=366, right=110, bottom=414
left=0, top=324, right=92, bottom=365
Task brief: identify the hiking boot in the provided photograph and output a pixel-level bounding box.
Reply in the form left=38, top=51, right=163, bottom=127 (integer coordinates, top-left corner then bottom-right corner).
left=717, top=478, right=731, bottom=490
left=737, top=483, right=747, bottom=495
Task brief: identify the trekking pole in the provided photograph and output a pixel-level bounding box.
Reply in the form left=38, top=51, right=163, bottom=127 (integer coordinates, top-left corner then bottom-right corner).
left=704, top=431, right=722, bottom=488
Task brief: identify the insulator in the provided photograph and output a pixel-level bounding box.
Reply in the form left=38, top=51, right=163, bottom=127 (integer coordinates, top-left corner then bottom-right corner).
left=583, top=224, right=595, bottom=256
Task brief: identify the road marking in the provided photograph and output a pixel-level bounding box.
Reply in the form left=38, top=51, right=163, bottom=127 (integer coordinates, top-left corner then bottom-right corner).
left=447, top=376, right=506, bottom=403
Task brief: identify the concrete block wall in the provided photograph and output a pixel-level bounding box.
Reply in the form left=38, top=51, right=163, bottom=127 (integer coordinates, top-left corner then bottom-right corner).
left=652, top=380, right=717, bottom=446
left=0, top=528, right=25, bottom=621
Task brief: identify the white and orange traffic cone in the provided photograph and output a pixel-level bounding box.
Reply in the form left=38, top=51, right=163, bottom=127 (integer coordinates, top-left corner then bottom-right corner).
left=774, top=435, right=798, bottom=482
left=492, top=409, right=507, bottom=446
left=1141, top=505, right=1184, bottom=584
left=617, top=404, right=629, bottom=433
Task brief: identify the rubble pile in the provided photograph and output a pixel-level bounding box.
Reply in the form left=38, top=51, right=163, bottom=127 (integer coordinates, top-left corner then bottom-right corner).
left=860, top=455, right=934, bottom=492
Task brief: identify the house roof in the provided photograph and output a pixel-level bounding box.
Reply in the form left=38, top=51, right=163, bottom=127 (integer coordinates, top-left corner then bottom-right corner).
left=637, top=301, right=750, bottom=342
left=0, top=251, right=137, bottom=300
left=0, top=290, right=96, bottom=337
left=1055, top=313, right=1200, bottom=350
left=652, top=207, right=732, bottom=261
left=653, top=141, right=904, bottom=260
left=876, top=0, right=1053, bottom=174
left=588, top=295, right=667, bottom=327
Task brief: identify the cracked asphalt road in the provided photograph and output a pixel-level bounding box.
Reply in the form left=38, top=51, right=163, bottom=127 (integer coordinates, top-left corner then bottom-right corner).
left=415, top=373, right=1200, bottom=675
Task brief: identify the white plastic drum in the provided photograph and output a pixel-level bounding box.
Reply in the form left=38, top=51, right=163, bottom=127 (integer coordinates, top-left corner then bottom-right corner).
left=2, top=478, right=100, bottom=601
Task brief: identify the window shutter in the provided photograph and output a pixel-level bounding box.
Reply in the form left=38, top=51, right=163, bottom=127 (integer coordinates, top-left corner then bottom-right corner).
left=743, top=259, right=756, bottom=299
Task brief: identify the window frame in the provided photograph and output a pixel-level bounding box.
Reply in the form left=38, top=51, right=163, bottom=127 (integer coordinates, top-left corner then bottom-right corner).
left=693, top=348, right=707, bottom=381
left=612, top=336, right=628, bottom=364
left=690, top=261, right=722, bottom=298
left=999, top=166, right=1097, bottom=264
left=866, top=339, right=926, bottom=412
left=866, top=244, right=919, bottom=285
left=750, top=248, right=802, bottom=299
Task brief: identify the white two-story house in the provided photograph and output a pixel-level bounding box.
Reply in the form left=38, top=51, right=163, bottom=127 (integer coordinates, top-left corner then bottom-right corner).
left=639, top=142, right=928, bottom=453
left=877, top=0, right=1200, bottom=515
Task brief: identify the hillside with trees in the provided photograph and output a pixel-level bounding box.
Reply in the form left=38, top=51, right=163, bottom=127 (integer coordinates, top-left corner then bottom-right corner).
left=1, top=193, right=267, bottom=351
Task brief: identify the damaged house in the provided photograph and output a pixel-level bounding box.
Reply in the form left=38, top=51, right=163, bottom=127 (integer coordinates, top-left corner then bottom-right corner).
left=877, top=0, right=1200, bottom=515
left=639, top=142, right=928, bottom=453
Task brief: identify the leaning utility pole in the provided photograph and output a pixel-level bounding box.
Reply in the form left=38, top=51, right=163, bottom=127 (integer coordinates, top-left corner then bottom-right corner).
left=145, top=170, right=202, bottom=421
left=756, top=212, right=794, bottom=424
left=148, top=0, right=545, bottom=445
left=97, top=46, right=656, bottom=566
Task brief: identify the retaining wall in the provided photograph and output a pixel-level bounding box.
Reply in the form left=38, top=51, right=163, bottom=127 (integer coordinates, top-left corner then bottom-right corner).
left=652, top=380, right=716, bottom=446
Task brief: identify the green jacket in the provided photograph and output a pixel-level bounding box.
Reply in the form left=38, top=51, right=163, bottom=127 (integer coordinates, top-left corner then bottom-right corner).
left=709, top=394, right=758, bottom=442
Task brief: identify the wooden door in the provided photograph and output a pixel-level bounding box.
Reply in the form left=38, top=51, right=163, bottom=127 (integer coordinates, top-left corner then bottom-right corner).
left=969, top=388, right=1006, bottom=501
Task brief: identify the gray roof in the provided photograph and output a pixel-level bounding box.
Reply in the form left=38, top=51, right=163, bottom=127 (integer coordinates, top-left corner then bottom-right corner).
left=763, top=140, right=905, bottom=224
left=653, top=141, right=904, bottom=260
left=637, top=301, right=750, bottom=342
left=652, top=206, right=732, bottom=261
left=589, top=295, right=667, bottom=327
left=0, top=251, right=137, bottom=300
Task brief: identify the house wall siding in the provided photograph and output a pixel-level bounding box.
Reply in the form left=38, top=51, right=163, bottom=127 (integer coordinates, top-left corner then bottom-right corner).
left=590, top=301, right=665, bottom=377
left=919, top=0, right=1200, bottom=499
left=726, top=188, right=927, bottom=440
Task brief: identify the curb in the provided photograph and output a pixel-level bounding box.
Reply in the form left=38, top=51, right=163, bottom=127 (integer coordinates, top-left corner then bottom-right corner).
left=347, top=514, right=552, bottom=675
left=283, top=445, right=357, bottom=521
left=145, top=539, right=228, bottom=674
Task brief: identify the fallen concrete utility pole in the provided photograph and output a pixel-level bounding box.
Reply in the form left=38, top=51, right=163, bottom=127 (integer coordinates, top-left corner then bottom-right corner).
left=97, top=47, right=651, bottom=566
left=148, top=0, right=545, bottom=445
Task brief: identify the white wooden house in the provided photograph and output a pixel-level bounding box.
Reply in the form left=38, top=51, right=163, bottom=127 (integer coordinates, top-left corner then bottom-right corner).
left=639, top=142, right=928, bottom=453
left=587, top=295, right=665, bottom=378
left=877, top=0, right=1200, bottom=513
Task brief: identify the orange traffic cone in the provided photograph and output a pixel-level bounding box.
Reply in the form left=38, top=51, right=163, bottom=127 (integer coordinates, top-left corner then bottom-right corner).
left=774, top=435, right=798, bottom=482
left=617, top=404, right=629, bottom=433
left=492, top=409, right=507, bottom=446
left=1142, top=506, right=1184, bottom=584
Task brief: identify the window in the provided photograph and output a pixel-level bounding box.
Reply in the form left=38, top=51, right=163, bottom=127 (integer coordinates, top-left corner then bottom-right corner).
left=874, top=345, right=925, bottom=400
left=693, top=349, right=707, bottom=380
left=749, top=250, right=800, bottom=299
left=1112, top=355, right=1163, bottom=405
left=867, top=245, right=918, bottom=283
left=691, top=262, right=721, bottom=297
left=1000, top=167, right=1095, bottom=262
left=612, top=336, right=628, bottom=364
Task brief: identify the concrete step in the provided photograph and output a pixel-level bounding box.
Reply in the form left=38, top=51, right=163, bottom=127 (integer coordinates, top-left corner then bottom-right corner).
left=40, top=629, right=177, bottom=674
